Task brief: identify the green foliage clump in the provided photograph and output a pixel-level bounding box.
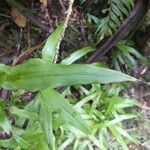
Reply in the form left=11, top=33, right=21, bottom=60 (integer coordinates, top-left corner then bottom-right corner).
left=0, top=23, right=139, bottom=150
left=97, top=0, right=134, bottom=41
left=111, top=40, right=144, bottom=71
left=87, top=0, right=135, bottom=42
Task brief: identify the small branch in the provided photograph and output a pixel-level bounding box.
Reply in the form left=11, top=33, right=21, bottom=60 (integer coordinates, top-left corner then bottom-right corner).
left=12, top=41, right=45, bottom=66
left=0, top=13, right=11, bottom=18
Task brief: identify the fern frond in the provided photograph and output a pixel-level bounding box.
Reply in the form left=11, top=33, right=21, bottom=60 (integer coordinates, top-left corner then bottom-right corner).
left=111, top=40, right=143, bottom=71
left=96, top=0, right=135, bottom=42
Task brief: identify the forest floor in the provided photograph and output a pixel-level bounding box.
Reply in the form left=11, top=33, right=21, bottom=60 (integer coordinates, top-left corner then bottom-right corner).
left=0, top=0, right=150, bottom=149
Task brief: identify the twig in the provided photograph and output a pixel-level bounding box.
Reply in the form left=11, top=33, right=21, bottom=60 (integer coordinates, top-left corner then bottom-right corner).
left=59, top=0, right=66, bottom=12
left=12, top=41, right=45, bottom=66
left=0, top=13, right=11, bottom=18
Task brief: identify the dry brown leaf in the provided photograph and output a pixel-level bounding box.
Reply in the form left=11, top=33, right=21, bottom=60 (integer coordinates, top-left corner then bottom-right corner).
left=11, top=7, right=27, bottom=28
left=40, top=0, right=47, bottom=6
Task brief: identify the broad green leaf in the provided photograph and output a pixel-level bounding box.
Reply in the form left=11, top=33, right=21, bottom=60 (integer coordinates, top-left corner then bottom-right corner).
left=61, top=47, right=95, bottom=65
left=42, top=23, right=64, bottom=62
left=0, top=101, right=12, bottom=134
left=4, top=59, right=136, bottom=91
left=0, top=63, right=11, bottom=74
left=39, top=103, right=55, bottom=150
left=38, top=88, right=91, bottom=134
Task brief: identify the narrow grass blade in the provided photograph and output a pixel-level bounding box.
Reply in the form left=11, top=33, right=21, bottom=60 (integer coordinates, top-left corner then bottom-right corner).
left=61, top=47, right=95, bottom=65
